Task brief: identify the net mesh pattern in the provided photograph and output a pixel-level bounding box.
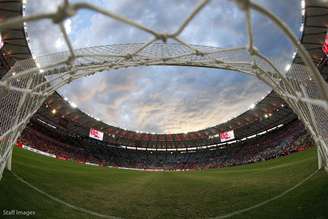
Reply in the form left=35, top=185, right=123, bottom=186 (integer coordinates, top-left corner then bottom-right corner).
left=0, top=0, right=328, bottom=178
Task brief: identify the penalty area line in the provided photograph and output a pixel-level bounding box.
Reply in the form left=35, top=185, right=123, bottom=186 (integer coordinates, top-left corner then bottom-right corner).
left=211, top=169, right=319, bottom=219
left=10, top=169, right=319, bottom=219
left=11, top=171, right=121, bottom=219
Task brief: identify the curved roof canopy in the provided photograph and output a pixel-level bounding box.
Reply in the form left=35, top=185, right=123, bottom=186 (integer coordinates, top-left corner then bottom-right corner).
left=0, top=0, right=327, bottom=149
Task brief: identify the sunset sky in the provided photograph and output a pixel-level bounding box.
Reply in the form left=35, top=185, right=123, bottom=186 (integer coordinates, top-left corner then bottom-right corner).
left=25, top=0, right=301, bottom=133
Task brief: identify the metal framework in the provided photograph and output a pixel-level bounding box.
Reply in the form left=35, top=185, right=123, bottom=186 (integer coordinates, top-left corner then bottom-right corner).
left=0, top=0, right=328, bottom=180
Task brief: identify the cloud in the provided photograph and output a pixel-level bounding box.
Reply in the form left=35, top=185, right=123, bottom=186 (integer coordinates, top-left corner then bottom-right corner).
left=26, top=0, right=300, bottom=133
left=25, top=0, right=63, bottom=55
left=59, top=67, right=270, bottom=133
left=64, top=19, right=72, bottom=34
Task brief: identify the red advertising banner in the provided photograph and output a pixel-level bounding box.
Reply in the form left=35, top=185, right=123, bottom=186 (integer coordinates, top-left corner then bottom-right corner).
left=323, top=33, right=328, bottom=55
left=220, top=130, right=235, bottom=142
left=89, top=128, right=104, bottom=141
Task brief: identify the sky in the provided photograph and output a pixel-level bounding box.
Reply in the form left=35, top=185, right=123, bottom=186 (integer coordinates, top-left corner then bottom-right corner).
left=25, top=0, right=301, bottom=134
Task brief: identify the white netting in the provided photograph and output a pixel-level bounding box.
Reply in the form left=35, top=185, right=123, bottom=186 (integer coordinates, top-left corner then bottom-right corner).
left=0, top=0, right=328, bottom=179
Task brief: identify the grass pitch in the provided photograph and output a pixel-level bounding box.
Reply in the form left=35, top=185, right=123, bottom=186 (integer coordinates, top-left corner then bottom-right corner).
left=0, top=147, right=327, bottom=219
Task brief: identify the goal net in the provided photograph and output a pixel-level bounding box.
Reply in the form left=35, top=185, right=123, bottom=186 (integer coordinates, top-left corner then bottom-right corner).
left=0, top=0, right=328, bottom=179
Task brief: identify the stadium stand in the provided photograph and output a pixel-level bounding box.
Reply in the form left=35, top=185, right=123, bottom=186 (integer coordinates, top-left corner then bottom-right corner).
left=1, top=0, right=326, bottom=175
left=18, top=118, right=314, bottom=171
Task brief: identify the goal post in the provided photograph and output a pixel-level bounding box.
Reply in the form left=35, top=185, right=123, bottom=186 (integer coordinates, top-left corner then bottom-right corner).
left=0, top=0, right=328, bottom=180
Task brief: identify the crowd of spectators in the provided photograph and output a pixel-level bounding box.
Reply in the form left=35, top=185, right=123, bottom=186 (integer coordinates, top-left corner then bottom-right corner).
left=18, top=119, right=314, bottom=171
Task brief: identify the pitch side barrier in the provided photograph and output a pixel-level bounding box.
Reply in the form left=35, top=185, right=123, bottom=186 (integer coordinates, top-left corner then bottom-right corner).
left=1, top=0, right=328, bottom=180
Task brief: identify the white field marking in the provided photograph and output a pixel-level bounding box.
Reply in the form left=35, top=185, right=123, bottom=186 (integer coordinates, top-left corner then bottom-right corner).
left=11, top=172, right=122, bottom=219
left=187, top=156, right=314, bottom=175
left=211, top=169, right=320, bottom=219
left=11, top=168, right=319, bottom=219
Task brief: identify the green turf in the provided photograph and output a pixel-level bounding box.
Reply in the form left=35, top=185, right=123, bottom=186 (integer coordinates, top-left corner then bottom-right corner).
left=0, top=147, right=327, bottom=219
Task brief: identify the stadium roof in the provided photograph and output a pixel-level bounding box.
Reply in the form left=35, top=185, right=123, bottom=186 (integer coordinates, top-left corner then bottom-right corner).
left=0, top=0, right=327, bottom=149
left=0, top=0, right=31, bottom=78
